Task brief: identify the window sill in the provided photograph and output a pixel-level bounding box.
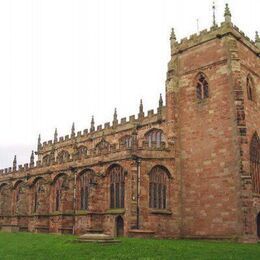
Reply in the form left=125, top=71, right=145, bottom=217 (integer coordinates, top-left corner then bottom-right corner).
left=149, top=209, right=172, bottom=215
left=75, top=210, right=89, bottom=215
left=106, top=208, right=125, bottom=214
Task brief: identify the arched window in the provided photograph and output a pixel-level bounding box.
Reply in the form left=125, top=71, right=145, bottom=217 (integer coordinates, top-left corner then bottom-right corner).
left=250, top=132, right=260, bottom=194
left=96, top=138, right=110, bottom=154
left=0, top=184, right=12, bottom=216
left=57, top=151, right=70, bottom=163
left=42, top=155, right=50, bottom=166
left=15, top=181, right=28, bottom=215
left=196, top=73, right=209, bottom=100
left=120, top=136, right=133, bottom=149
left=149, top=166, right=169, bottom=209
left=54, top=175, right=69, bottom=211
left=78, top=146, right=88, bottom=158
left=145, top=129, right=164, bottom=148
left=78, top=170, right=94, bottom=210
left=247, top=75, right=255, bottom=101
left=33, top=178, right=47, bottom=213
left=109, top=165, right=125, bottom=209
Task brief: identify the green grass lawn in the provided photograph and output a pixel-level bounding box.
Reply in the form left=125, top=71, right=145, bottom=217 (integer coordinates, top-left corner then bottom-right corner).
left=0, top=232, right=259, bottom=259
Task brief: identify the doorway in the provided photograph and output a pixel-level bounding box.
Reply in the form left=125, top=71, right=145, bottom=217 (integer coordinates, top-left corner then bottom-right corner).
left=257, top=212, right=260, bottom=239
left=115, top=215, right=124, bottom=237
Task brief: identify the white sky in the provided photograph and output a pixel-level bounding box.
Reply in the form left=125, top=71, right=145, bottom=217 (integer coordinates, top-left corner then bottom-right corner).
left=0, top=0, right=259, bottom=169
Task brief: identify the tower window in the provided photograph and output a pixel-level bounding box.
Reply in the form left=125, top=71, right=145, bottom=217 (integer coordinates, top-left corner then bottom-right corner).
left=196, top=73, right=209, bottom=100
left=250, top=132, right=260, bottom=194
left=247, top=75, right=255, bottom=102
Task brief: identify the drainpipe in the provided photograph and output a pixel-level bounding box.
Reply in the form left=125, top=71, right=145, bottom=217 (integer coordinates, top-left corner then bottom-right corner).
left=71, top=167, right=77, bottom=235
left=136, top=157, right=141, bottom=229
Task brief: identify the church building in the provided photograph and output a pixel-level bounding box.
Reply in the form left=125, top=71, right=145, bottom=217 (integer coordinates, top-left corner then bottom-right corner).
left=0, top=4, right=259, bottom=242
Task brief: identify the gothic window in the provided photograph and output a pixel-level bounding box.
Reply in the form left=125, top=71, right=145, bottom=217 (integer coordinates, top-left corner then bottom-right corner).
left=250, top=132, right=260, bottom=194
left=15, top=182, right=28, bottom=215
left=196, top=73, right=209, bottom=100
left=0, top=184, right=11, bottom=216
left=78, top=170, right=94, bottom=210
left=57, top=150, right=70, bottom=163
left=33, top=179, right=46, bottom=213
left=149, top=166, right=169, bottom=209
left=78, top=146, right=88, bottom=158
left=247, top=75, right=255, bottom=102
left=42, top=155, right=50, bottom=166
left=120, top=136, right=133, bottom=149
left=96, top=138, right=110, bottom=154
left=109, top=165, right=125, bottom=209
left=54, top=175, right=68, bottom=211
left=145, top=129, right=164, bottom=148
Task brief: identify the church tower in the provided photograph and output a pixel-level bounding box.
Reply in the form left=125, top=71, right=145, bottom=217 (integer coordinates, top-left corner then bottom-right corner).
left=166, top=4, right=260, bottom=242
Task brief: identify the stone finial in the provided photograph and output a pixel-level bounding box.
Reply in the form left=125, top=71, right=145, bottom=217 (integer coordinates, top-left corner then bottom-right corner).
left=170, top=28, right=178, bottom=54
left=37, top=134, right=41, bottom=150
left=90, top=116, right=95, bottom=132
left=224, top=3, right=231, bottom=23
left=138, top=99, right=144, bottom=119
left=212, top=1, right=216, bottom=27
left=255, top=31, right=260, bottom=48
left=30, top=151, right=35, bottom=167
left=71, top=122, right=75, bottom=137
left=159, top=94, right=163, bottom=108
left=54, top=128, right=58, bottom=143
left=113, top=108, right=118, bottom=125
left=170, top=28, right=176, bottom=41
left=13, top=155, right=17, bottom=171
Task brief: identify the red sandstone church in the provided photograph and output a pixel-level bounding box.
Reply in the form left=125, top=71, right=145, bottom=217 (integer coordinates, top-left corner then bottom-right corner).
left=0, top=4, right=259, bottom=242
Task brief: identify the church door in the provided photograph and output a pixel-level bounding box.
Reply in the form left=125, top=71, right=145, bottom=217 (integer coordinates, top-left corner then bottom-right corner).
left=116, top=216, right=124, bottom=237
left=257, top=212, right=260, bottom=239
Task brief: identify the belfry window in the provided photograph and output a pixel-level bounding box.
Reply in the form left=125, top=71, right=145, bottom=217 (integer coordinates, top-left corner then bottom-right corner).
left=196, top=73, right=209, bottom=100
left=109, top=165, right=125, bottom=209
left=250, top=132, right=260, bottom=194
left=149, top=166, right=169, bottom=209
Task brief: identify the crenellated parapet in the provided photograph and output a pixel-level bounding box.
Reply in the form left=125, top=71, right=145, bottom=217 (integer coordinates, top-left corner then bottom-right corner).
left=170, top=4, right=259, bottom=59
left=0, top=99, right=169, bottom=177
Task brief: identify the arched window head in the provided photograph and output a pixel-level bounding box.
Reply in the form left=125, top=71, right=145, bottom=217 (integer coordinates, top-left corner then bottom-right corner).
left=145, top=129, right=164, bottom=149
left=33, top=178, right=46, bottom=213
left=96, top=138, right=110, bottom=154
left=42, top=155, right=50, bottom=166
left=57, top=151, right=70, bottom=163
left=120, top=135, right=133, bottom=149
left=247, top=75, right=255, bottom=102
left=78, top=169, right=94, bottom=210
left=149, top=166, right=170, bottom=209
left=250, top=132, right=260, bottom=194
left=109, top=165, right=125, bottom=209
left=54, top=175, right=68, bottom=211
left=78, top=146, right=88, bottom=158
left=196, top=73, right=209, bottom=100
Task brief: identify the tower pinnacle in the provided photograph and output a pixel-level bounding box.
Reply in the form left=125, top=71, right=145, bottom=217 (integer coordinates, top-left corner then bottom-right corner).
left=13, top=155, right=17, bottom=171
left=138, top=99, right=144, bottom=119
left=255, top=31, right=260, bottom=49
left=54, top=128, right=58, bottom=143
left=113, top=108, right=118, bottom=126
left=90, top=116, right=95, bottom=132
left=224, top=3, right=231, bottom=23
left=212, top=1, right=216, bottom=27
left=71, top=122, right=75, bottom=137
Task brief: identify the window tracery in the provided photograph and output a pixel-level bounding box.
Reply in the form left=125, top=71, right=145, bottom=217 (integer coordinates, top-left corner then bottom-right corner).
left=196, top=73, right=209, bottom=100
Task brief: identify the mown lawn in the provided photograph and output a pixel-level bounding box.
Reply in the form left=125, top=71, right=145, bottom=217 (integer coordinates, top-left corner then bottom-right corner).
left=0, top=232, right=259, bottom=259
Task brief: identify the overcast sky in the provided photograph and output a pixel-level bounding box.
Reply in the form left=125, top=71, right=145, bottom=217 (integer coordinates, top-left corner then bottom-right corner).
left=0, top=0, right=259, bottom=169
